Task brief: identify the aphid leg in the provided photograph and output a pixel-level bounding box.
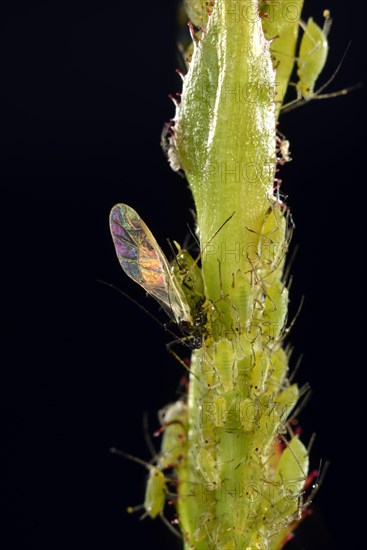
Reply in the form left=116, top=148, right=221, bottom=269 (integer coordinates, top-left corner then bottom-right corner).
left=302, top=460, right=330, bottom=510
left=305, top=42, right=357, bottom=98
left=168, top=347, right=200, bottom=380
left=189, top=210, right=235, bottom=273
left=159, top=514, right=182, bottom=538
left=281, top=295, right=305, bottom=339
left=126, top=504, right=147, bottom=518
left=287, top=386, right=312, bottom=424
left=307, top=432, right=316, bottom=455
left=143, top=412, right=159, bottom=459
left=283, top=243, right=299, bottom=289
left=282, top=42, right=360, bottom=112
left=288, top=353, right=304, bottom=384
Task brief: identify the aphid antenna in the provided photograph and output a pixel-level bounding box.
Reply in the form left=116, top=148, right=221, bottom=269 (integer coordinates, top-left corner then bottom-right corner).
left=189, top=210, right=236, bottom=272
left=307, top=432, right=316, bottom=454
left=97, top=279, right=192, bottom=350
left=283, top=245, right=299, bottom=290
left=183, top=221, right=201, bottom=253
left=288, top=353, right=304, bottom=384
left=110, top=447, right=156, bottom=471
left=186, top=217, right=199, bottom=241
left=168, top=348, right=199, bottom=380
left=216, top=258, right=228, bottom=302
left=167, top=238, right=184, bottom=270
left=245, top=223, right=272, bottom=244
left=311, top=42, right=361, bottom=97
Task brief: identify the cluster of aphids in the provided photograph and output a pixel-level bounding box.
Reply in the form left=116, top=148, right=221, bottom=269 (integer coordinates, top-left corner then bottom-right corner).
left=109, top=200, right=292, bottom=353
left=107, top=4, right=352, bottom=543
left=111, top=398, right=188, bottom=534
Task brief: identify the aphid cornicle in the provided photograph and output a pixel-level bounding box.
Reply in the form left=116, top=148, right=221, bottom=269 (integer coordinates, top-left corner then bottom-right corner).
left=109, top=203, right=206, bottom=348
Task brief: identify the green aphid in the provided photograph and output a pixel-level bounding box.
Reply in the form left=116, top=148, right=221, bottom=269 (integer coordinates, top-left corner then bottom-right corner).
left=111, top=448, right=167, bottom=519
left=268, top=347, right=289, bottom=393
left=158, top=400, right=187, bottom=469
left=257, top=203, right=289, bottom=282
left=275, top=383, right=299, bottom=423
left=239, top=397, right=261, bottom=432
left=262, top=279, right=289, bottom=342
left=184, top=0, right=209, bottom=28
left=213, top=339, right=236, bottom=393
left=249, top=350, right=270, bottom=394
left=229, top=270, right=254, bottom=332
left=259, top=0, right=304, bottom=115
left=196, top=447, right=220, bottom=486
left=211, top=394, right=228, bottom=427
left=284, top=11, right=351, bottom=110
left=297, top=16, right=330, bottom=99
left=260, top=437, right=308, bottom=528
left=275, top=436, right=309, bottom=495
left=171, top=241, right=206, bottom=314
left=143, top=466, right=167, bottom=519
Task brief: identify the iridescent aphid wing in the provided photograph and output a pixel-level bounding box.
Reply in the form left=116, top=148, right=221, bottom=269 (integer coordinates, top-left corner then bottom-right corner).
left=109, top=204, right=191, bottom=324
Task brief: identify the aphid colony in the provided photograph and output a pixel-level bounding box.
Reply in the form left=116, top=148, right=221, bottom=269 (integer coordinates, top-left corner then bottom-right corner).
left=107, top=5, right=342, bottom=547
left=109, top=197, right=316, bottom=546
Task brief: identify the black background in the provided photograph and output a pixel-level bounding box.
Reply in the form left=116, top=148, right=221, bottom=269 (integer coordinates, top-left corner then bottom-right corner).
left=1, top=1, right=364, bottom=549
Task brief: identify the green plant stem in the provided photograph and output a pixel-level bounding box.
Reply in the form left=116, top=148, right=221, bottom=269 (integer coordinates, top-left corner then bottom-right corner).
left=173, top=2, right=309, bottom=548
